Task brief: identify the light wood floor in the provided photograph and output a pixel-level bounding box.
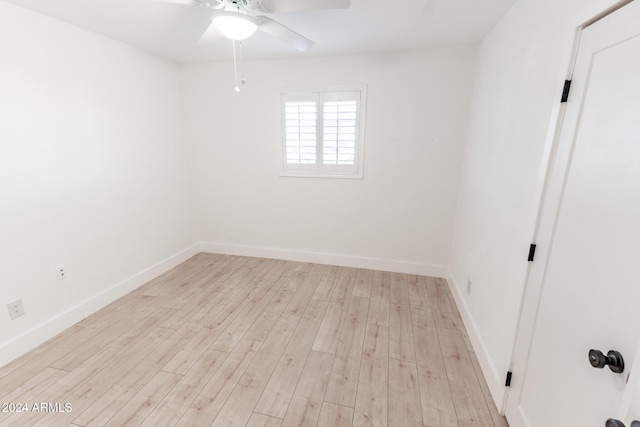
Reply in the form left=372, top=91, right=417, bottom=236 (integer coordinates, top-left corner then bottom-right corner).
left=0, top=253, right=508, bottom=427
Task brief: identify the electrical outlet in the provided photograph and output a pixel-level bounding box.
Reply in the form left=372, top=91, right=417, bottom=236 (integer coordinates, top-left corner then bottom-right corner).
left=467, top=279, right=473, bottom=295
left=7, top=299, right=25, bottom=320
left=56, top=264, right=67, bottom=280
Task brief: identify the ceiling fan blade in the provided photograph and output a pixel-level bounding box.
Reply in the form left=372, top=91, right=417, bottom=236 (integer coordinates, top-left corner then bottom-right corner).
left=196, top=22, right=223, bottom=45
left=139, top=0, right=219, bottom=46
left=147, top=0, right=201, bottom=5
left=145, top=0, right=228, bottom=10
left=259, top=0, right=350, bottom=13
left=256, top=16, right=315, bottom=51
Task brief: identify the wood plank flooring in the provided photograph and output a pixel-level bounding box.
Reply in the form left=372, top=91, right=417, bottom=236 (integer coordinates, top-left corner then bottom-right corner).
left=0, top=253, right=508, bottom=427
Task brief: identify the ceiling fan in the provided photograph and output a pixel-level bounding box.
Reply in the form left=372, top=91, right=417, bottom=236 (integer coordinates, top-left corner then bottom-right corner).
left=154, top=0, right=351, bottom=51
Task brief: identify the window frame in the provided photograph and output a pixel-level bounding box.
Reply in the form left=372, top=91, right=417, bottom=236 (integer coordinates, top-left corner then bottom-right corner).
left=279, top=84, right=367, bottom=179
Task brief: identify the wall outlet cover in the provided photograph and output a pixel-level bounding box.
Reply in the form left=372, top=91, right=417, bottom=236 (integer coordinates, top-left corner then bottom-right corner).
left=56, top=264, right=66, bottom=280
left=7, top=300, right=25, bottom=320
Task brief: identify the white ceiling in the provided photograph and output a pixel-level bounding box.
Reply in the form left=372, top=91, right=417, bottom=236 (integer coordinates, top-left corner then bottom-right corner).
left=3, top=0, right=517, bottom=63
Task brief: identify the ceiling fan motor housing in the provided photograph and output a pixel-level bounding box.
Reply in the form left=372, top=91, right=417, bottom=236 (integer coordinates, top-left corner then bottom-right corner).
left=217, top=0, right=262, bottom=11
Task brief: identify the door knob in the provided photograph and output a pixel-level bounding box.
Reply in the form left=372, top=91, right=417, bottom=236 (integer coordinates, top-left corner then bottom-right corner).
left=589, top=349, right=625, bottom=373
left=606, top=420, right=640, bottom=427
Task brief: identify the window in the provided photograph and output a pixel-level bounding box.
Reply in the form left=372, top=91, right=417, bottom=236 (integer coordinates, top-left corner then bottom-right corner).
left=280, top=85, right=367, bottom=178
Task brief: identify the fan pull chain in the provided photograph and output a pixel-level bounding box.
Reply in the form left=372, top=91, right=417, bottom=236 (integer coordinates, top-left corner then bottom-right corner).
left=232, top=39, right=240, bottom=92
left=239, top=41, right=246, bottom=87
left=231, top=40, right=247, bottom=93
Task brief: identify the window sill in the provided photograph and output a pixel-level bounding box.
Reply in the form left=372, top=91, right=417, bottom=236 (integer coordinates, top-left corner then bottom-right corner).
left=279, top=171, right=364, bottom=179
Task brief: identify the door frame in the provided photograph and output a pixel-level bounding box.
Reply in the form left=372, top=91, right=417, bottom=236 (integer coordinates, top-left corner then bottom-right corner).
left=504, top=0, right=636, bottom=423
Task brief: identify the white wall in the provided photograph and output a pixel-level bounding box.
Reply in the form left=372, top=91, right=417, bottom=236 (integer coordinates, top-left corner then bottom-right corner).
left=448, top=0, right=628, bottom=407
left=182, top=48, right=476, bottom=276
left=0, top=2, right=198, bottom=366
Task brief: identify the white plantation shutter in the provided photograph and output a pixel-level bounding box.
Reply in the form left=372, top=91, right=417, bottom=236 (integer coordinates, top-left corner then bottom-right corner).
left=281, top=87, right=366, bottom=178
left=284, top=100, right=317, bottom=164
left=323, top=92, right=358, bottom=166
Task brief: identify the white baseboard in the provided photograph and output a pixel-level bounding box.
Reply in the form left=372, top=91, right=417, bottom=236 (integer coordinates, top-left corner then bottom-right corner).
left=199, top=242, right=448, bottom=278
left=445, top=268, right=507, bottom=413
left=0, top=244, right=200, bottom=369
left=504, top=406, right=530, bottom=427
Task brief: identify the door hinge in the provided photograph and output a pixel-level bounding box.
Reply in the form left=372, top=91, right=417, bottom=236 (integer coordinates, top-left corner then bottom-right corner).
left=528, top=244, right=537, bottom=262
left=505, top=371, right=513, bottom=387
left=561, top=79, right=572, bottom=103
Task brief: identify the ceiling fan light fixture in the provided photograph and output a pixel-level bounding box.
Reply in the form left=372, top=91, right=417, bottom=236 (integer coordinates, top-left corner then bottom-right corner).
left=213, top=14, right=258, bottom=40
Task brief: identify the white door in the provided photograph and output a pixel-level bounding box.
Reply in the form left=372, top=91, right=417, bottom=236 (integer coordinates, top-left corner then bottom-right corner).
left=613, top=341, right=640, bottom=426
left=505, top=1, right=640, bottom=426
